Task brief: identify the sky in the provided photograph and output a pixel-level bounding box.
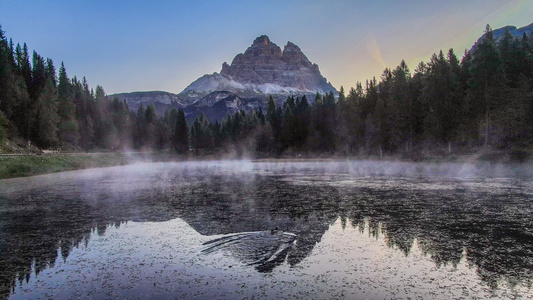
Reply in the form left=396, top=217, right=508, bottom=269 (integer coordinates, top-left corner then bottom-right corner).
left=0, top=0, right=532, bottom=95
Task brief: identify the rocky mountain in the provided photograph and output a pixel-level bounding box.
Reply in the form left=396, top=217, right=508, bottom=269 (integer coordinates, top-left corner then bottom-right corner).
left=183, top=91, right=260, bottom=123
left=471, top=23, right=533, bottom=50
left=490, top=23, right=533, bottom=40
left=112, top=35, right=337, bottom=121
left=179, top=35, right=337, bottom=102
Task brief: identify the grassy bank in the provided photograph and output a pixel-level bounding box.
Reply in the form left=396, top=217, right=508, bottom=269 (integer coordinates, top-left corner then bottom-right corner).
left=0, top=153, right=175, bottom=179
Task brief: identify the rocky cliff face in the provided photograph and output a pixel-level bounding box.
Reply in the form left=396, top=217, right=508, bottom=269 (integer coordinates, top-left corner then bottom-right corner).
left=179, top=35, right=336, bottom=101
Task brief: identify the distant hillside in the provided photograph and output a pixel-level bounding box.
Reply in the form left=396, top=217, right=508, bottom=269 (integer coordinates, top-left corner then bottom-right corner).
left=110, top=91, right=185, bottom=116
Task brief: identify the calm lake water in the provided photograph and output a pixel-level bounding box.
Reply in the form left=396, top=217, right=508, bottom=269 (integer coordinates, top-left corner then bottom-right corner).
left=0, top=160, right=532, bottom=299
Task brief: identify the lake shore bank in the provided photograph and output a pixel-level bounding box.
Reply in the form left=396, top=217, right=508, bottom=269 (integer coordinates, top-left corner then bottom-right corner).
left=0, top=152, right=175, bottom=179
left=1, top=146, right=532, bottom=180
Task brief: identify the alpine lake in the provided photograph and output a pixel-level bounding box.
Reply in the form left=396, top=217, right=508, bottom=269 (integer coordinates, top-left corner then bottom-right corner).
left=0, top=160, right=532, bottom=299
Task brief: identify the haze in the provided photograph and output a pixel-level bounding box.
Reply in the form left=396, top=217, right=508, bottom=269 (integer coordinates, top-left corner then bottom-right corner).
left=1, top=0, right=531, bottom=94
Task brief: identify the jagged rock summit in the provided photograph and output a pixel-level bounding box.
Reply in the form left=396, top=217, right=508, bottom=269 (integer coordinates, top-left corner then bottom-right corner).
left=179, top=35, right=336, bottom=101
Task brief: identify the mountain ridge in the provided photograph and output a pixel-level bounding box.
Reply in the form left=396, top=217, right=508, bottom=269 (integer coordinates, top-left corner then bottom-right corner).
left=472, top=23, right=533, bottom=50
left=178, top=35, right=337, bottom=102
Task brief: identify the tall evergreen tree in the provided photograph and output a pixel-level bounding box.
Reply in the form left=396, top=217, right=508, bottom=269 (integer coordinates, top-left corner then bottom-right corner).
left=56, top=62, right=79, bottom=147
left=266, top=95, right=282, bottom=148
left=32, top=78, right=59, bottom=147
left=389, top=60, right=412, bottom=151
left=134, top=103, right=146, bottom=148
left=15, top=43, right=31, bottom=90
left=468, top=24, right=503, bottom=145
left=173, top=108, right=189, bottom=153
left=256, top=106, right=265, bottom=125
left=191, top=113, right=213, bottom=151
left=0, top=25, right=19, bottom=122
left=0, top=111, right=6, bottom=145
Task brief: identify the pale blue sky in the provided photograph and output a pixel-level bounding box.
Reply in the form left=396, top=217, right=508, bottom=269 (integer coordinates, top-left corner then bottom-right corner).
left=1, top=0, right=531, bottom=94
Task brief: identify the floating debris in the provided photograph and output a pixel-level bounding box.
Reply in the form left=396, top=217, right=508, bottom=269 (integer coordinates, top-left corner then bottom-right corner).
left=202, top=230, right=297, bottom=272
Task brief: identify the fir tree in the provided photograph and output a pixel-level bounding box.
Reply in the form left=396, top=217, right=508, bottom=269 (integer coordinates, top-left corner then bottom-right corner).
left=57, top=62, right=79, bottom=147
left=468, top=24, right=503, bottom=146
left=191, top=113, right=213, bottom=151
left=0, top=111, right=6, bottom=145
left=32, top=78, right=59, bottom=148
left=266, top=95, right=282, bottom=148
left=173, top=108, right=189, bottom=153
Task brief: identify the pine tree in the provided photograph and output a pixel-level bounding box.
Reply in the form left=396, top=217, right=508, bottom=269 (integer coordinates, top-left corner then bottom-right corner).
left=30, top=51, right=47, bottom=101
left=15, top=43, right=31, bottom=90
left=389, top=60, right=411, bottom=151
left=338, top=86, right=346, bottom=105
left=256, top=106, right=265, bottom=125
left=282, top=101, right=296, bottom=149
left=45, top=58, right=56, bottom=87
left=111, top=96, right=132, bottom=149
left=0, top=111, right=6, bottom=145
left=468, top=24, right=503, bottom=146
left=190, top=113, right=213, bottom=151
left=57, top=62, right=79, bottom=147
left=145, top=102, right=157, bottom=125
left=421, top=52, right=455, bottom=148
left=32, top=78, right=59, bottom=148
left=266, top=95, right=282, bottom=148
left=173, top=108, right=189, bottom=153
left=0, top=25, right=18, bottom=121
left=498, top=28, right=521, bottom=86
left=519, top=33, right=533, bottom=78
left=341, top=85, right=364, bottom=153
left=134, top=103, right=146, bottom=148
left=309, top=92, right=336, bottom=152
left=292, top=95, right=309, bottom=149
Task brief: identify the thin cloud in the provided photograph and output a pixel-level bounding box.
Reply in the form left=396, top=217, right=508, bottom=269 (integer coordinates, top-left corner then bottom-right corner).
left=366, top=34, right=387, bottom=69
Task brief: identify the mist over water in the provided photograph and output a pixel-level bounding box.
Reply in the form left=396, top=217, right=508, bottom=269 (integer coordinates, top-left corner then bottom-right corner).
left=0, top=160, right=532, bottom=299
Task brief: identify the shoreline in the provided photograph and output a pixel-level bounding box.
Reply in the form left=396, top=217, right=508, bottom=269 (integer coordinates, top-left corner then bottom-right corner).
left=1, top=147, right=532, bottom=180
left=0, top=152, right=176, bottom=180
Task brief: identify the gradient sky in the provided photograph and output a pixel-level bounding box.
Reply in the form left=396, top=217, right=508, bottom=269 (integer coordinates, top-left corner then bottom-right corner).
left=1, top=0, right=532, bottom=95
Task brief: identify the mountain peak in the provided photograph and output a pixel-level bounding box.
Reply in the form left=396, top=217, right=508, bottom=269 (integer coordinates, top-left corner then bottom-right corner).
left=253, top=35, right=271, bottom=46
left=283, top=41, right=300, bottom=51
left=181, top=36, right=337, bottom=100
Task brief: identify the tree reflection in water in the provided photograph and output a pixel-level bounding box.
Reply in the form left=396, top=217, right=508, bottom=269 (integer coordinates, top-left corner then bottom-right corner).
left=0, top=161, right=532, bottom=298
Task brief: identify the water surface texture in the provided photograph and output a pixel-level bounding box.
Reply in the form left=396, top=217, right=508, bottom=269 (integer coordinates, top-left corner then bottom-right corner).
left=0, top=161, right=532, bottom=299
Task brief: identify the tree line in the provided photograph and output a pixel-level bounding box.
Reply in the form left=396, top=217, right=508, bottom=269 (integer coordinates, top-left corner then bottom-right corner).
left=0, top=24, right=189, bottom=152
left=1, top=24, right=533, bottom=157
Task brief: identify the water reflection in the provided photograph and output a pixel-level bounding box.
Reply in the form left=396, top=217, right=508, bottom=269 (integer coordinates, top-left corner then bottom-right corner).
left=0, top=161, right=532, bottom=298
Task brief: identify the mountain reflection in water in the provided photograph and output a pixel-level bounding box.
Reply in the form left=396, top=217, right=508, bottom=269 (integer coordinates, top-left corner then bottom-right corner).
left=0, top=161, right=532, bottom=298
